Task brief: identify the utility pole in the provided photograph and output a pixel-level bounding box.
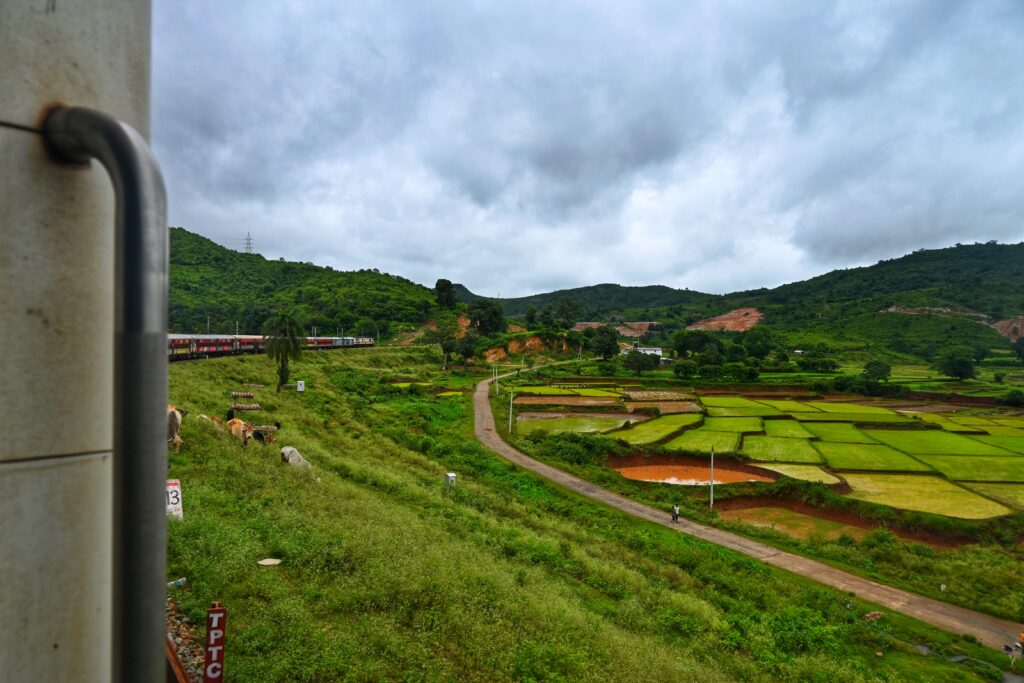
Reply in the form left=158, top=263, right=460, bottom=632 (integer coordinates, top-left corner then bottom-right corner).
left=206, top=315, right=210, bottom=334
left=235, top=320, right=238, bottom=335
left=508, top=390, right=514, bottom=434
left=710, top=446, right=715, bottom=510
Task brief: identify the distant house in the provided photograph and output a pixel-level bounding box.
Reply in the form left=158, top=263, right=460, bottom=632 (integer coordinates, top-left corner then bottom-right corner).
left=622, top=344, right=663, bottom=358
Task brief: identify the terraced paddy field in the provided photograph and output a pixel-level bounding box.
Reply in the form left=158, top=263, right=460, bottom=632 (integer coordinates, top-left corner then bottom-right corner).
left=700, top=396, right=765, bottom=408
left=610, top=413, right=703, bottom=444
left=625, top=390, right=692, bottom=401
left=753, top=399, right=821, bottom=412
left=755, top=464, right=841, bottom=484
left=802, top=422, right=879, bottom=443
left=814, top=442, right=931, bottom=472
left=719, top=506, right=867, bottom=541
left=518, top=415, right=632, bottom=435
left=865, top=430, right=1015, bottom=456
left=790, top=412, right=913, bottom=423
left=962, top=483, right=1024, bottom=510
left=805, top=401, right=896, bottom=414
left=611, top=455, right=774, bottom=486
left=843, top=474, right=1011, bottom=519
left=702, top=416, right=762, bottom=433
left=976, top=425, right=1024, bottom=437
left=913, top=456, right=1024, bottom=483
left=742, top=436, right=822, bottom=463
left=969, top=435, right=1024, bottom=454
left=763, top=420, right=814, bottom=439
left=513, top=395, right=620, bottom=407
left=705, top=405, right=782, bottom=417
left=624, top=401, right=700, bottom=414
left=916, top=416, right=981, bottom=433
left=663, top=429, right=740, bottom=454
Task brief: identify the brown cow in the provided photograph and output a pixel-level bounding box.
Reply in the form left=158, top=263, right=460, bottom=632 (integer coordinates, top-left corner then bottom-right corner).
left=226, top=418, right=254, bottom=447
left=167, top=404, right=185, bottom=452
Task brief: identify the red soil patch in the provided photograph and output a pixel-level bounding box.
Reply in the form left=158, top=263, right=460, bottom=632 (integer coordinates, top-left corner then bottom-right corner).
left=513, top=396, right=621, bottom=407
left=687, top=308, right=764, bottom=332
left=993, top=316, right=1024, bottom=341
left=714, top=497, right=963, bottom=550
left=611, top=454, right=777, bottom=486
left=573, top=321, right=659, bottom=338
left=625, top=401, right=701, bottom=414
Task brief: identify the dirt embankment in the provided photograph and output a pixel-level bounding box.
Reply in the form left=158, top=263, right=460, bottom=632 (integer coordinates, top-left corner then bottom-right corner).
left=687, top=308, right=763, bottom=332
left=993, top=316, right=1024, bottom=341
left=484, top=335, right=570, bottom=362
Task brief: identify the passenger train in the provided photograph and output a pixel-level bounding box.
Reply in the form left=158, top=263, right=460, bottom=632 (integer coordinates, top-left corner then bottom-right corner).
left=168, top=334, right=375, bottom=361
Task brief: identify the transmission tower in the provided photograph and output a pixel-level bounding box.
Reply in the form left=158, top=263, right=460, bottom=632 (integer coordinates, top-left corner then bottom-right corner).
left=243, top=232, right=254, bottom=254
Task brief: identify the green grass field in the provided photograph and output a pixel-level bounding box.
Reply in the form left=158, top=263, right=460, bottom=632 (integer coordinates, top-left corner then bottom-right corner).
left=663, top=429, right=740, bottom=454
left=699, top=396, right=763, bottom=408
left=754, top=399, right=821, bottom=412
left=865, top=430, right=1016, bottom=456
left=961, top=483, right=1024, bottom=510
left=843, top=474, right=1010, bottom=519
left=947, top=416, right=995, bottom=426
left=977, top=425, right=1024, bottom=437
left=574, top=388, right=624, bottom=397
left=611, top=413, right=703, bottom=444
left=702, top=416, right=763, bottom=433
left=917, top=417, right=984, bottom=433
left=813, top=443, right=931, bottom=472
left=741, top=436, right=822, bottom=463
left=802, top=422, right=878, bottom=443
left=518, top=416, right=629, bottom=435
left=994, top=418, right=1024, bottom=428
left=763, top=420, right=815, bottom=439
left=755, top=464, right=841, bottom=484
left=706, top=405, right=782, bottom=417
left=912, top=456, right=1024, bottom=483
left=804, top=402, right=895, bottom=415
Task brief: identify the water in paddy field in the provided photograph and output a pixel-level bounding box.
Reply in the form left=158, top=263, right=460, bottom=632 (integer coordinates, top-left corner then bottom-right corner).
left=612, top=456, right=774, bottom=486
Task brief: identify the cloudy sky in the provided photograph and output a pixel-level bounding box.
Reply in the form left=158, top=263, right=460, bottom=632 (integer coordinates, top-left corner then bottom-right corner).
left=153, top=1, right=1024, bottom=297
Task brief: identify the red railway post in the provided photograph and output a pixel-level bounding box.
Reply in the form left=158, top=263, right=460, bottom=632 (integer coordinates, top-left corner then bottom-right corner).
left=203, top=601, right=228, bottom=682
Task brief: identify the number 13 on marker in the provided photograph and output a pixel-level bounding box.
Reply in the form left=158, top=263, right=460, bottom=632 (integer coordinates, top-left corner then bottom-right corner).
left=166, top=479, right=184, bottom=519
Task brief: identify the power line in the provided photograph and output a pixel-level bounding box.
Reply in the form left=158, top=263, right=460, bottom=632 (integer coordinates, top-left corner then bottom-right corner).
left=243, top=232, right=254, bottom=254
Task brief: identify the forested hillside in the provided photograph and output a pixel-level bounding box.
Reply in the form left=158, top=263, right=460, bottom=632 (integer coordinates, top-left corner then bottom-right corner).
left=169, top=228, right=435, bottom=335
left=459, top=242, right=1024, bottom=357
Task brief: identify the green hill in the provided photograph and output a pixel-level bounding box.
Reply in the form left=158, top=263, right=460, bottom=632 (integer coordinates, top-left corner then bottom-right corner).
left=166, top=348, right=999, bottom=681
left=169, top=227, right=435, bottom=336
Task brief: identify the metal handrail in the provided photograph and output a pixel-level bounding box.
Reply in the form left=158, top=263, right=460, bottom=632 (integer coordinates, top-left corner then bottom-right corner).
left=44, top=106, right=168, bottom=683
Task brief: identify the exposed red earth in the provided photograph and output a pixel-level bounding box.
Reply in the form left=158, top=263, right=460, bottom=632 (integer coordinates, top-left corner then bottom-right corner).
left=686, top=307, right=764, bottom=332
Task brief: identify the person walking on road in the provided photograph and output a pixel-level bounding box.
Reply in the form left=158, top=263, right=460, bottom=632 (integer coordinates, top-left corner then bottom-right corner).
left=671, top=504, right=680, bottom=523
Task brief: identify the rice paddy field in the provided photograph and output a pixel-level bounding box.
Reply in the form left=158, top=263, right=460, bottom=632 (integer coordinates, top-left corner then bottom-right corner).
left=756, top=464, right=841, bottom=484
left=741, top=436, right=822, bottom=463
left=962, top=483, right=1024, bottom=510
left=663, top=429, right=740, bottom=454
left=702, top=416, right=763, bottom=433
left=518, top=416, right=630, bottom=435
left=843, top=474, right=1010, bottom=519
left=610, top=413, right=703, bottom=444
left=504, top=381, right=1024, bottom=518
left=864, top=430, right=1015, bottom=456
left=802, top=422, right=879, bottom=443
left=813, top=442, right=930, bottom=472
left=763, top=420, right=815, bottom=439
left=913, top=456, right=1024, bottom=483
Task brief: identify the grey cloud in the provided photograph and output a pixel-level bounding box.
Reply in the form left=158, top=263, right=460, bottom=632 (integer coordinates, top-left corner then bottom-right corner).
left=153, top=0, right=1024, bottom=297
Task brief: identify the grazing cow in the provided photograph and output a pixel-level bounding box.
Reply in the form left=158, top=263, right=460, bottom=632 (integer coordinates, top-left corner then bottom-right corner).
left=280, top=446, right=312, bottom=470
left=226, top=418, right=254, bottom=447
left=167, top=404, right=185, bottom=452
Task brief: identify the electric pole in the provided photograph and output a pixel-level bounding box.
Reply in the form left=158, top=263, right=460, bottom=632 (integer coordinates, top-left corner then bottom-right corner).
left=244, top=232, right=254, bottom=254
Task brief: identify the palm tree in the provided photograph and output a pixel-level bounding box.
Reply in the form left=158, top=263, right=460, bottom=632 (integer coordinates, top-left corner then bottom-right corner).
left=262, top=310, right=305, bottom=392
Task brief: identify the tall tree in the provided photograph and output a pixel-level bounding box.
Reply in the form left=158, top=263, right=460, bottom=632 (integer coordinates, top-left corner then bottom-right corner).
left=1014, top=337, right=1024, bottom=363
left=468, top=298, right=506, bottom=335
left=262, top=310, right=305, bottom=392
left=429, top=313, right=460, bottom=370
left=524, top=305, right=538, bottom=328
left=553, top=297, right=581, bottom=330
left=934, top=347, right=976, bottom=380
left=588, top=325, right=620, bottom=360
left=862, top=360, right=891, bottom=382
left=434, top=278, right=457, bottom=309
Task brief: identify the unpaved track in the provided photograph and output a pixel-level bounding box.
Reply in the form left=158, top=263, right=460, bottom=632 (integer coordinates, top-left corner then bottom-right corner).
left=473, top=378, right=1023, bottom=650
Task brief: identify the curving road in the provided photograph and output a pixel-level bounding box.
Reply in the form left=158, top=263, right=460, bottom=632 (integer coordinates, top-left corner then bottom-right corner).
left=473, top=377, right=1023, bottom=650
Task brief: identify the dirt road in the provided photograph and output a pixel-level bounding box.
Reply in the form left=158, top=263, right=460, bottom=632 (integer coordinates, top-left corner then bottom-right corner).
left=473, top=378, right=1023, bottom=650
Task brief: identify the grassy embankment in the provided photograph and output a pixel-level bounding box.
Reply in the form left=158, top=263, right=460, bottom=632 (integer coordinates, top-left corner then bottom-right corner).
left=168, top=348, right=1008, bottom=681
